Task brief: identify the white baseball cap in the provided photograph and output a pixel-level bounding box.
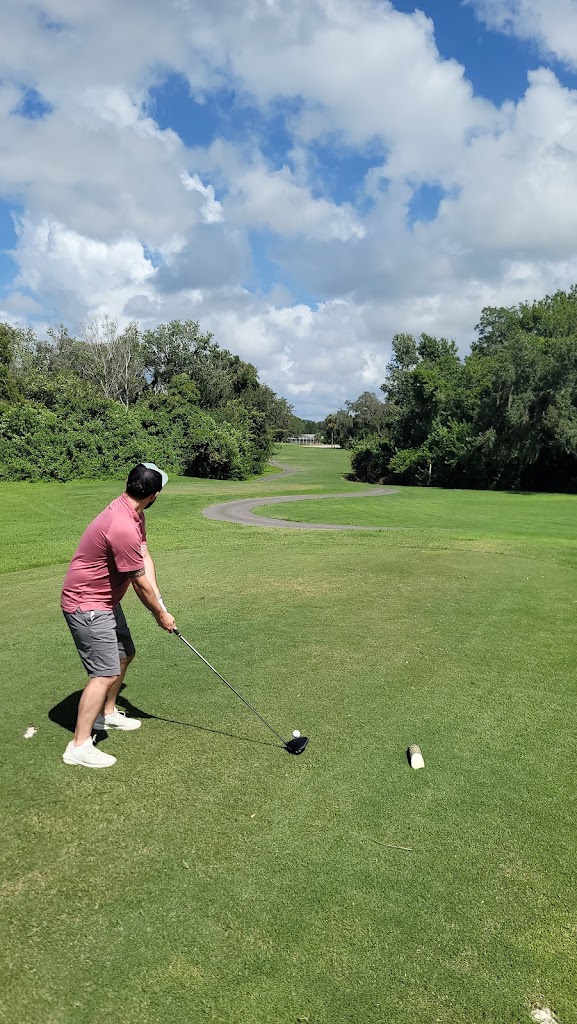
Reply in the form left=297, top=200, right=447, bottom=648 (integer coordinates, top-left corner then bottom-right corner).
left=142, top=462, right=168, bottom=488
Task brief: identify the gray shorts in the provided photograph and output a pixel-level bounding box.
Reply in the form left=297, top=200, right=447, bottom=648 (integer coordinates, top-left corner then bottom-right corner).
left=63, top=605, right=136, bottom=678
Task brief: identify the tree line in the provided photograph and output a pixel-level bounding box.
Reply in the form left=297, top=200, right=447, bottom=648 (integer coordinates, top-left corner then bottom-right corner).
left=323, top=287, right=577, bottom=492
left=0, top=315, right=309, bottom=482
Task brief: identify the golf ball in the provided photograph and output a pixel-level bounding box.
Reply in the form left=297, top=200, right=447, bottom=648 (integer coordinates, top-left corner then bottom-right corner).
left=292, top=730, right=301, bottom=738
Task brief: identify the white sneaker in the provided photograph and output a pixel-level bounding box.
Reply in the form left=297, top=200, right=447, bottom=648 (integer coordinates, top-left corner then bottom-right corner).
left=62, top=736, right=117, bottom=769
left=101, top=707, right=141, bottom=731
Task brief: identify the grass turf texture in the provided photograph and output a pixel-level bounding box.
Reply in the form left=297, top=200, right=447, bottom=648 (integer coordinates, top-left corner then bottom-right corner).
left=1, top=444, right=575, bottom=1024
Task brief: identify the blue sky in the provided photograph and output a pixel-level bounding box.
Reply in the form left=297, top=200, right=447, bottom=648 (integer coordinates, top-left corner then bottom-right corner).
left=3, top=0, right=577, bottom=417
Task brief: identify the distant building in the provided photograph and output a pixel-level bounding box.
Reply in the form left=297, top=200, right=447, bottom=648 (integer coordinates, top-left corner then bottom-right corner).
left=287, top=434, right=317, bottom=445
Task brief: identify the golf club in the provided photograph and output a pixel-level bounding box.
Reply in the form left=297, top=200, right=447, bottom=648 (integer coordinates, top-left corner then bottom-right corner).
left=172, top=629, right=309, bottom=755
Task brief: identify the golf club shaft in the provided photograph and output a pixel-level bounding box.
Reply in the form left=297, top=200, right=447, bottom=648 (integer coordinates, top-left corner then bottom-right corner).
left=173, top=629, right=287, bottom=745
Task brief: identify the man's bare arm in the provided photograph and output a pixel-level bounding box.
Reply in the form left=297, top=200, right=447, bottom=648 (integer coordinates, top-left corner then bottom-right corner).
left=129, top=569, right=175, bottom=631
left=141, top=542, right=160, bottom=597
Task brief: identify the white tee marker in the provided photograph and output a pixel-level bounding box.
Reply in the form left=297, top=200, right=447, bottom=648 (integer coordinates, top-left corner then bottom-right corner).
left=408, top=744, right=425, bottom=769
left=23, top=727, right=37, bottom=739
left=530, top=1006, right=559, bottom=1024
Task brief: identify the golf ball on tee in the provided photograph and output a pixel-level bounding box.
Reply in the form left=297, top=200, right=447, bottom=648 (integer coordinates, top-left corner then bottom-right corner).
left=292, top=730, right=300, bottom=738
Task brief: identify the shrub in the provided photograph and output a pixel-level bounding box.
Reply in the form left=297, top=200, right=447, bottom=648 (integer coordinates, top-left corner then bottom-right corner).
left=350, top=435, right=395, bottom=483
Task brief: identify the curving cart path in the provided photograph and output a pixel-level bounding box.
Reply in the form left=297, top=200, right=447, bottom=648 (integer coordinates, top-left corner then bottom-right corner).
left=202, top=461, right=397, bottom=531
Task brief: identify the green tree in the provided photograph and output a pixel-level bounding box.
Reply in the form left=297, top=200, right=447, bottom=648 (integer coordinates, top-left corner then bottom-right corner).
left=0, top=324, right=22, bottom=405
left=345, top=391, right=389, bottom=441
left=322, top=408, right=354, bottom=447
left=353, top=289, right=577, bottom=491
left=141, top=320, right=215, bottom=393
left=324, top=414, right=337, bottom=447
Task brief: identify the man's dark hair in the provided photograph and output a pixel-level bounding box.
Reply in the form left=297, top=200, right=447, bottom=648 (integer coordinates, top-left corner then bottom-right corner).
left=126, top=464, right=162, bottom=499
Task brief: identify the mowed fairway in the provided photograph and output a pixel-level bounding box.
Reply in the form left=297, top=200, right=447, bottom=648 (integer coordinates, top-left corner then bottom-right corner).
left=1, top=445, right=576, bottom=1024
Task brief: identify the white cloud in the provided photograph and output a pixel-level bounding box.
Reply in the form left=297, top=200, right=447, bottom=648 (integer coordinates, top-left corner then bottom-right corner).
left=428, top=68, right=577, bottom=257
left=153, top=222, right=252, bottom=291
left=181, top=173, right=224, bottom=223
left=0, top=92, right=211, bottom=246
left=2, top=293, right=44, bottom=315
left=469, top=0, right=577, bottom=69
left=3, top=0, right=577, bottom=416
left=189, top=140, right=365, bottom=240
left=0, top=0, right=194, bottom=97
left=232, top=163, right=365, bottom=241
left=227, top=1, right=496, bottom=183
left=196, top=297, right=392, bottom=417
left=12, top=217, right=156, bottom=320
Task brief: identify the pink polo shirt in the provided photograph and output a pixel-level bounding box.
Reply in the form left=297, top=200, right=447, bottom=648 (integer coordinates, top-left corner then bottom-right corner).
left=61, top=494, right=147, bottom=612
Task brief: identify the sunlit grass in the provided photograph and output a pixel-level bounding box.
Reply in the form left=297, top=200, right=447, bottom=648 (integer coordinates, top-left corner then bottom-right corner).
left=1, top=445, right=575, bottom=1024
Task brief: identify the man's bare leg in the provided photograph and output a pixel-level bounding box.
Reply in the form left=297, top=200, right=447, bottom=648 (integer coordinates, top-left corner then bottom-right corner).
left=74, top=675, right=119, bottom=746
left=104, top=655, right=134, bottom=715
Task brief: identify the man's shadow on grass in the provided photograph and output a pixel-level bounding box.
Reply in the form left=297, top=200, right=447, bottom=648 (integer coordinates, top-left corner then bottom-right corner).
left=48, top=686, right=279, bottom=749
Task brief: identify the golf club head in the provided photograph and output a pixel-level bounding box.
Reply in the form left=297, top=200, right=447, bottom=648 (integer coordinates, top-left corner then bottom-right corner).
left=285, top=735, right=309, bottom=756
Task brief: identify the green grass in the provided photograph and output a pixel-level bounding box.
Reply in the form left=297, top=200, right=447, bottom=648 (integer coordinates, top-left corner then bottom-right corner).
left=254, top=482, right=577, bottom=570
left=1, top=445, right=576, bottom=1024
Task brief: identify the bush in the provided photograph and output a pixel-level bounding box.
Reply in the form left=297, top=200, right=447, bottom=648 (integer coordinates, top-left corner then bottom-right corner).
left=136, top=394, right=265, bottom=480
left=0, top=366, right=275, bottom=483
left=350, top=435, right=395, bottom=483
left=0, top=403, right=64, bottom=481
left=0, top=396, right=152, bottom=482
left=181, top=416, right=251, bottom=480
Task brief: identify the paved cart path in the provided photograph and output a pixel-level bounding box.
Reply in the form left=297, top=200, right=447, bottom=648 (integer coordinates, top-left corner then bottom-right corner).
left=203, top=462, right=398, bottom=530
left=267, top=458, right=300, bottom=477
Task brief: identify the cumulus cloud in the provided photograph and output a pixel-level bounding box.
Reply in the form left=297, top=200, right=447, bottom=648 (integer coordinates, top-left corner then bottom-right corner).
left=469, top=0, right=577, bottom=69
left=189, top=140, right=365, bottom=240
left=181, top=173, right=224, bottom=224
left=226, top=1, right=496, bottom=183
left=195, top=298, right=392, bottom=418
left=0, top=91, right=213, bottom=245
left=153, top=222, right=251, bottom=291
left=2, top=0, right=577, bottom=416
left=422, top=68, right=577, bottom=258
left=11, top=217, right=156, bottom=320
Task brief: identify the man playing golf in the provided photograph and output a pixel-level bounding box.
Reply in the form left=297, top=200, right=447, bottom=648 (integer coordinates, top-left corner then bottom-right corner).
left=61, top=462, right=176, bottom=768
